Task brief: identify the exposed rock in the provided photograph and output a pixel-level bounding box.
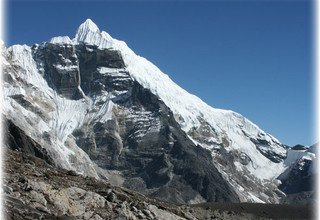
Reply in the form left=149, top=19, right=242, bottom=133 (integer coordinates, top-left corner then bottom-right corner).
left=292, top=144, right=308, bottom=151
left=4, top=118, right=54, bottom=165
left=278, top=145, right=316, bottom=205
left=106, top=191, right=117, bottom=203
left=36, top=42, right=84, bottom=99
left=250, top=137, right=286, bottom=163
left=4, top=149, right=313, bottom=219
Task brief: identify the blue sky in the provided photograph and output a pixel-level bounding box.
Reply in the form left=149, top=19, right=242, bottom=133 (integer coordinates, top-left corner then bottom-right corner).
left=6, top=0, right=314, bottom=146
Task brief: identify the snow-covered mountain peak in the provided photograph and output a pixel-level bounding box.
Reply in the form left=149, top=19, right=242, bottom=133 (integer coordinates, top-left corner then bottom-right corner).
left=49, top=36, right=72, bottom=45
left=74, top=18, right=113, bottom=48
left=71, top=19, right=287, bottom=180
left=77, top=18, right=100, bottom=35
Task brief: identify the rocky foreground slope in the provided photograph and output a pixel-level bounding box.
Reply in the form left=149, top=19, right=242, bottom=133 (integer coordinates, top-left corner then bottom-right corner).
left=3, top=149, right=314, bottom=220
left=1, top=18, right=316, bottom=208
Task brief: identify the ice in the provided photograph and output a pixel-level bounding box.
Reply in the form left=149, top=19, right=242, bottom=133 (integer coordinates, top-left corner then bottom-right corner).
left=74, top=19, right=113, bottom=48
left=49, top=93, right=88, bottom=143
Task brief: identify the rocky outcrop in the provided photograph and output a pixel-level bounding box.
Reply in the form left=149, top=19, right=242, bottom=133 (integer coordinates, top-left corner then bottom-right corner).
left=4, top=149, right=190, bottom=220
left=279, top=157, right=313, bottom=194
left=33, top=43, right=84, bottom=99
left=278, top=145, right=316, bottom=205
left=76, top=44, right=126, bottom=95
left=250, top=137, right=286, bottom=163
left=4, top=118, right=54, bottom=165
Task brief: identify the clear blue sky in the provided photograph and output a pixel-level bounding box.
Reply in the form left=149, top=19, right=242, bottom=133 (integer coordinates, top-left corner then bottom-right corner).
left=6, top=0, right=314, bottom=146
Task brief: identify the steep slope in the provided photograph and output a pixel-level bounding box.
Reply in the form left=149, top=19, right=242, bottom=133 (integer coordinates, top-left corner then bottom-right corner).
left=72, top=19, right=287, bottom=181
left=278, top=144, right=317, bottom=204
left=2, top=19, right=299, bottom=204
left=4, top=149, right=314, bottom=220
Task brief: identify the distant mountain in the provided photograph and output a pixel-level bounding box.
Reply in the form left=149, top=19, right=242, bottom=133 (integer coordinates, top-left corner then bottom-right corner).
left=2, top=19, right=315, bottom=206
left=278, top=143, right=317, bottom=205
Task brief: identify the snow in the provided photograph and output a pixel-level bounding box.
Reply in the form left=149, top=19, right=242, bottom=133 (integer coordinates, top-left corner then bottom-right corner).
left=233, top=161, right=243, bottom=172
left=97, top=67, right=126, bottom=75
left=49, top=36, right=72, bottom=45
left=74, top=19, right=113, bottom=48
left=4, top=85, right=26, bottom=97
left=6, top=45, right=52, bottom=93
left=247, top=192, right=265, bottom=203
left=49, top=92, right=88, bottom=143
left=93, top=96, right=114, bottom=123
left=284, top=148, right=315, bottom=167
left=53, top=64, right=78, bottom=71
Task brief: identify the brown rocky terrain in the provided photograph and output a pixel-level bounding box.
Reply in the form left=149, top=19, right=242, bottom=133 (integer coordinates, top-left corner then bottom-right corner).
left=3, top=149, right=314, bottom=220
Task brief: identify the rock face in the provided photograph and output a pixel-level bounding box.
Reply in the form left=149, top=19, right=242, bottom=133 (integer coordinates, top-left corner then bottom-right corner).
left=280, top=157, right=313, bottom=194
left=39, top=42, right=84, bottom=100
left=2, top=18, right=315, bottom=205
left=278, top=145, right=317, bottom=204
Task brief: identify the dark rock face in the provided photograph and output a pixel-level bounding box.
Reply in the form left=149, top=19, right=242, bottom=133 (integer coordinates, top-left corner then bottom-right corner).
left=76, top=44, right=126, bottom=95
left=292, top=144, right=308, bottom=151
left=250, top=137, right=286, bottom=163
left=281, top=191, right=315, bottom=205
left=279, top=158, right=314, bottom=194
left=33, top=43, right=126, bottom=100
left=33, top=43, right=84, bottom=99
left=4, top=118, right=54, bottom=165
left=277, top=144, right=316, bottom=205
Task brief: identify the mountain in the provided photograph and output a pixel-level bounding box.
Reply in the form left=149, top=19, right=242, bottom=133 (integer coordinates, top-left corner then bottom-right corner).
left=1, top=19, right=315, bottom=206
left=278, top=144, right=317, bottom=205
